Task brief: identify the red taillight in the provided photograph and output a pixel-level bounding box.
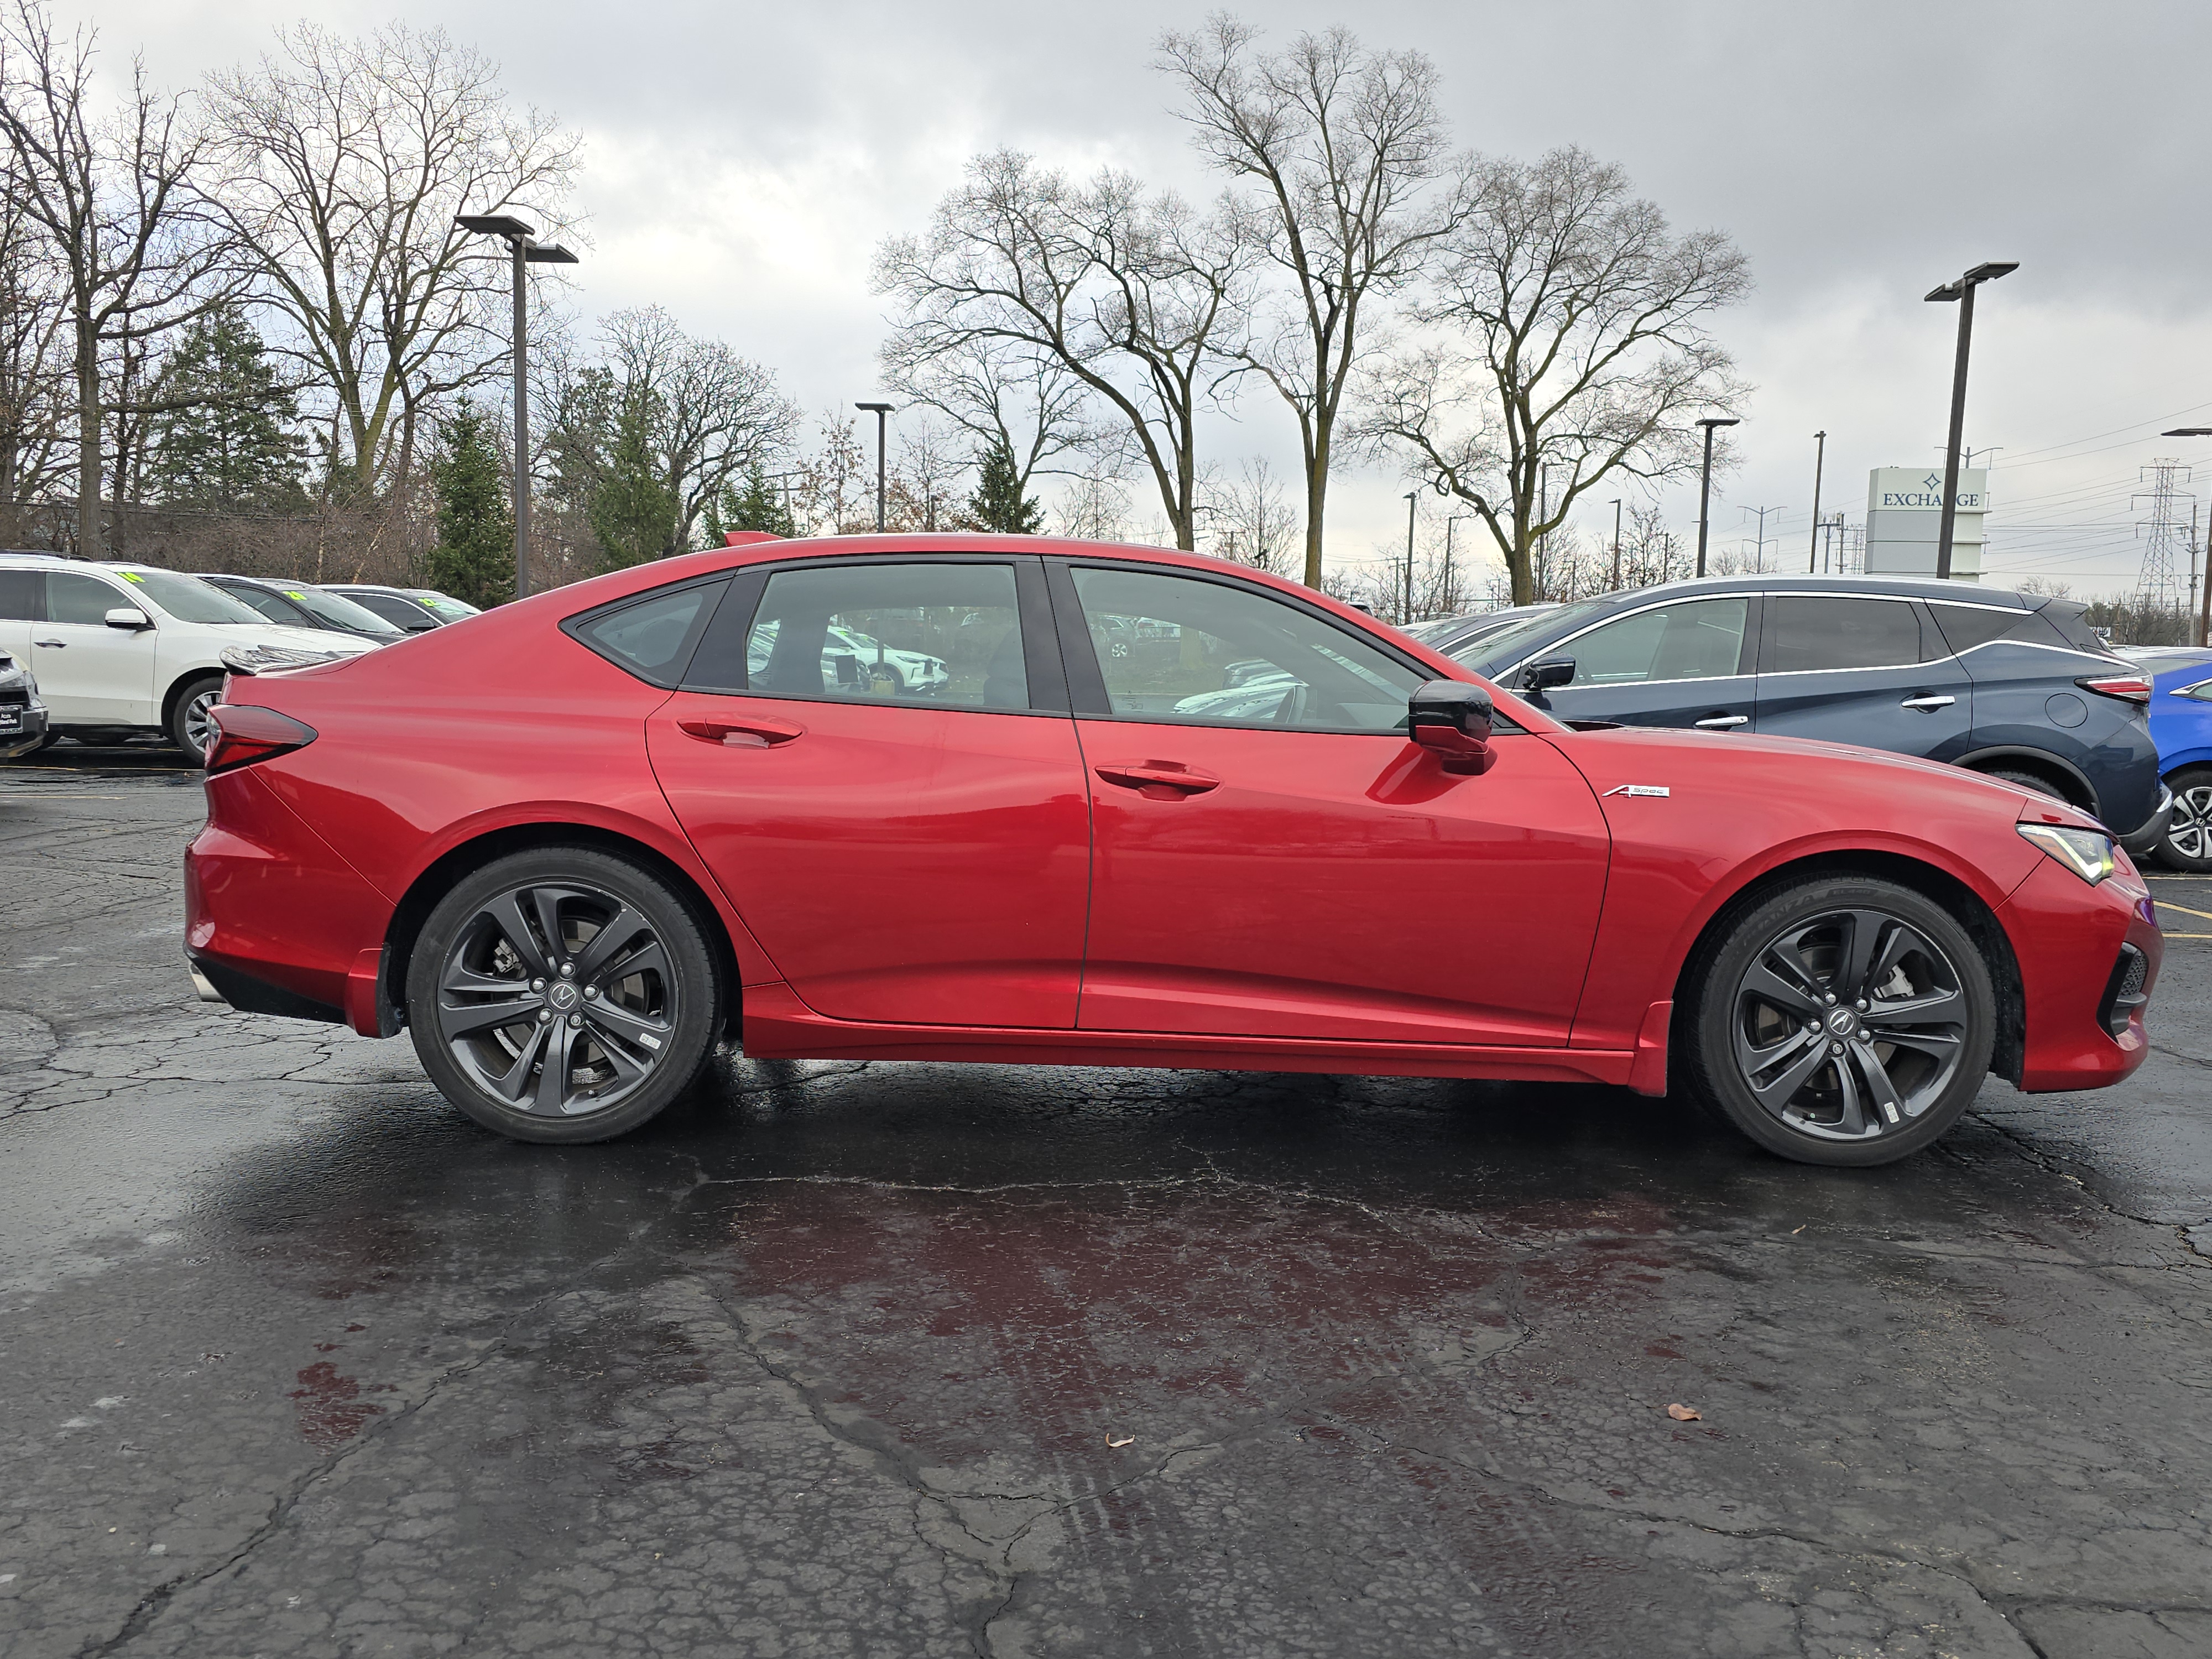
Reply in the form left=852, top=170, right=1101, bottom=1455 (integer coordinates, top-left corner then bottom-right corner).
left=2078, top=675, right=2153, bottom=705
left=204, top=703, right=318, bottom=774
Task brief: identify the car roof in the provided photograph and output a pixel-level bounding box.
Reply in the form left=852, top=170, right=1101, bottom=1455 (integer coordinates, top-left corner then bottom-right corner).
left=1535, top=573, right=2039, bottom=610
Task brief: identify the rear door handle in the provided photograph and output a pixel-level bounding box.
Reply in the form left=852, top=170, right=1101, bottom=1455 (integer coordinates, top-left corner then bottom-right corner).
left=32, top=639, right=62, bottom=648
left=1094, top=760, right=1222, bottom=798
left=1900, top=694, right=1957, bottom=711
left=677, top=715, right=805, bottom=747
left=1694, top=714, right=1749, bottom=729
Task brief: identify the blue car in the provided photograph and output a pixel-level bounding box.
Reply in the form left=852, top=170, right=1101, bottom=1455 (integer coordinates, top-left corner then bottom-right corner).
left=2122, top=645, right=2212, bottom=870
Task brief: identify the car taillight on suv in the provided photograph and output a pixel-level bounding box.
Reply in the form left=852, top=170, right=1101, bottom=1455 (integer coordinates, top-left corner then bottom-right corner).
left=202, top=703, right=318, bottom=774
left=2078, top=674, right=2154, bottom=706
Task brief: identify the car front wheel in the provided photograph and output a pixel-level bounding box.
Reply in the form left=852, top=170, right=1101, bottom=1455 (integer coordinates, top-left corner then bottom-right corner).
left=405, top=848, right=721, bottom=1144
left=1681, top=875, right=1996, bottom=1167
left=170, top=674, right=225, bottom=764
left=2156, top=766, right=2212, bottom=873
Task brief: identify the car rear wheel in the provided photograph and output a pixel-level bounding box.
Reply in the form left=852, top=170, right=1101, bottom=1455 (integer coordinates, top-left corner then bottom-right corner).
left=170, top=675, right=225, bottom=764
left=2156, top=766, right=2212, bottom=873
left=406, top=848, right=721, bottom=1144
left=1681, top=875, right=1996, bottom=1167
left=1980, top=766, right=2067, bottom=804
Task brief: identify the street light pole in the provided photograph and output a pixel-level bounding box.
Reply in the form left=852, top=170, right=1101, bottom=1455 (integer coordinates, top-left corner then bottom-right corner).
left=1609, top=499, right=1623, bottom=591
left=2167, top=430, right=2212, bottom=645
left=1402, top=491, right=1418, bottom=623
left=1926, top=261, right=2018, bottom=580
left=856, top=401, right=894, bottom=532
left=455, top=213, right=577, bottom=602
left=1807, top=431, right=1826, bottom=572
left=1695, top=417, right=1740, bottom=578
left=1443, top=513, right=1474, bottom=614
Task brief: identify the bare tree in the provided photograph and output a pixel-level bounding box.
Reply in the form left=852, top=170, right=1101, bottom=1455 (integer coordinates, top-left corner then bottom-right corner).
left=0, top=0, right=230, bottom=554
left=881, top=332, right=1091, bottom=502
left=1157, top=18, right=1460, bottom=588
left=792, top=410, right=868, bottom=535
left=1204, top=454, right=1300, bottom=574
left=204, top=24, right=581, bottom=502
left=890, top=413, right=966, bottom=531
left=0, top=165, right=69, bottom=531
left=1362, top=146, right=1751, bottom=605
left=875, top=149, right=1252, bottom=551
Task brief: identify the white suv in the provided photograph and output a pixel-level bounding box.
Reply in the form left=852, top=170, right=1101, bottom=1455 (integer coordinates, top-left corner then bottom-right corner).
left=0, top=555, right=381, bottom=762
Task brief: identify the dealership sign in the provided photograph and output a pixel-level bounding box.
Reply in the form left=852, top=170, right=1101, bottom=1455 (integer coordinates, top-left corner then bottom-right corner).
left=1866, top=467, right=1986, bottom=581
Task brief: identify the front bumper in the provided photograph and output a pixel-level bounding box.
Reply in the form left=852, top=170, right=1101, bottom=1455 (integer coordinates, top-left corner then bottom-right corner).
left=2115, top=783, right=2174, bottom=855
left=1999, top=856, right=2163, bottom=1092
left=0, top=700, right=49, bottom=759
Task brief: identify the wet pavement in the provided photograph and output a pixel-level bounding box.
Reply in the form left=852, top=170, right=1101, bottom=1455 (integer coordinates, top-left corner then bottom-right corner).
left=2, top=745, right=2209, bottom=1658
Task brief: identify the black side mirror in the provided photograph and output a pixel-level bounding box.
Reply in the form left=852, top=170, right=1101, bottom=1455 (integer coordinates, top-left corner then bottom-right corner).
left=1408, top=680, right=1496, bottom=775
left=1524, top=656, right=1575, bottom=691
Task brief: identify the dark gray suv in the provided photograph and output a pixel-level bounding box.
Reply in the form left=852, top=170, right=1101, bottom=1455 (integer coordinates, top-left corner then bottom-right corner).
left=1450, top=575, right=2169, bottom=852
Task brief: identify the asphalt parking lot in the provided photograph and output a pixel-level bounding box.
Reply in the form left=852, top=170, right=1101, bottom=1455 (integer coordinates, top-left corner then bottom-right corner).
left=2, top=748, right=2209, bottom=1659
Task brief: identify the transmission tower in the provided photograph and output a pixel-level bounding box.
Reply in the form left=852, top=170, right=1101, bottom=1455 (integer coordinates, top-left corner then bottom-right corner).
left=2132, top=459, right=2194, bottom=610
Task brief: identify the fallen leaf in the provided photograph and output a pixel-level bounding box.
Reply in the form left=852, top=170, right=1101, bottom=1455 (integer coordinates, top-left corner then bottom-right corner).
left=1666, top=1403, right=1702, bottom=1422
left=1791, top=1224, right=1807, bottom=1235
left=1107, top=1434, right=1135, bottom=1448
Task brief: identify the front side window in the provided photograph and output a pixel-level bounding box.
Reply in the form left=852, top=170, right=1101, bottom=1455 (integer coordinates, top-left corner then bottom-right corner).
left=570, top=580, right=728, bottom=686
left=224, top=585, right=311, bottom=626
left=724, top=561, right=1026, bottom=709
left=47, top=572, right=132, bottom=625
left=1762, top=596, right=1922, bottom=674
left=348, top=592, right=434, bottom=629
left=1070, top=566, right=1422, bottom=731
left=289, top=586, right=404, bottom=635
left=1542, top=597, right=1749, bottom=687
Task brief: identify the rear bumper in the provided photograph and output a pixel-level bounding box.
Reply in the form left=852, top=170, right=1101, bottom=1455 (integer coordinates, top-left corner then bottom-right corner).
left=1999, top=857, right=2163, bottom=1092
left=2115, top=784, right=2174, bottom=855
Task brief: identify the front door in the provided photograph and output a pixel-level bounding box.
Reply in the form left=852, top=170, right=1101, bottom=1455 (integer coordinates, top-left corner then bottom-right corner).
left=644, top=556, right=1092, bottom=1030
left=32, top=570, right=158, bottom=725
left=1754, top=592, right=1974, bottom=760
left=1511, top=593, right=1759, bottom=734
left=1055, top=562, right=1611, bottom=1046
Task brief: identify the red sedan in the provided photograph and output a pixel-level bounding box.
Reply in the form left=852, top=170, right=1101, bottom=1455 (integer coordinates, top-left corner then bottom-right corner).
left=184, top=537, right=2161, bottom=1166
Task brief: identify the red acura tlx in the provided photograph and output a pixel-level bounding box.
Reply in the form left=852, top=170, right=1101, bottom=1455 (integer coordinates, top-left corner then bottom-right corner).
left=183, top=536, right=2161, bottom=1167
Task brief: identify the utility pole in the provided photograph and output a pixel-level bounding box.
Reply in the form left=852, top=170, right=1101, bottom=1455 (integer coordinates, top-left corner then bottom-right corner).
left=1402, top=491, right=1418, bottom=623
left=1807, top=431, right=1826, bottom=572
left=1741, top=505, right=1786, bottom=573
left=1610, top=499, right=1623, bottom=591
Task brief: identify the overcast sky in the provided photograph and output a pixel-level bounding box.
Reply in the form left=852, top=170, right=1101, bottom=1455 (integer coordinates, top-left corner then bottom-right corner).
left=95, top=0, right=2212, bottom=597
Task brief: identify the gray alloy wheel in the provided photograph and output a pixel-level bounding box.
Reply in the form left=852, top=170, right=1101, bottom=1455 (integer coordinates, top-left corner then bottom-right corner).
left=406, top=848, right=719, bottom=1144
left=171, top=675, right=225, bottom=764
left=1684, top=876, right=1996, bottom=1167
left=2156, top=768, right=2212, bottom=874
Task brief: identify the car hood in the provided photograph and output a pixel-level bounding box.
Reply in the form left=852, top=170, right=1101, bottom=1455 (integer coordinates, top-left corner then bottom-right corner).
left=1551, top=722, right=2041, bottom=813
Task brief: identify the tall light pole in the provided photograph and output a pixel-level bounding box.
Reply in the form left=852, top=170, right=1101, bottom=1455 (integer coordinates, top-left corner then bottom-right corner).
left=1696, top=417, right=1740, bottom=577
left=455, top=213, right=577, bottom=601
left=1807, top=431, right=1827, bottom=572
left=1609, top=499, right=1623, bottom=591
left=856, top=401, right=894, bottom=532
left=1402, top=490, right=1418, bottom=623
left=2167, top=428, right=2212, bottom=644
left=1926, top=260, right=2018, bottom=580
left=1444, top=513, right=1475, bottom=613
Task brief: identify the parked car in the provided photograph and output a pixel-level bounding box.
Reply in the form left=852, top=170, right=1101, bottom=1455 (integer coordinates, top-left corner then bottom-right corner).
left=1449, top=575, right=2171, bottom=853
left=0, top=646, right=48, bottom=759
left=322, top=585, right=482, bottom=633
left=1399, top=603, right=1561, bottom=655
left=186, top=536, right=2160, bottom=1168
left=203, top=575, right=409, bottom=642
left=2119, top=645, right=2212, bottom=872
left=0, top=554, right=377, bottom=761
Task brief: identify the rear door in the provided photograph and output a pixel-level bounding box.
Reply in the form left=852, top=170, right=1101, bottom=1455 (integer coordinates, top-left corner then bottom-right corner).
left=1754, top=593, right=1973, bottom=759
left=1505, top=594, right=1759, bottom=733
left=642, top=555, right=1093, bottom=1030
left=32, top=570, right=158, bottom=724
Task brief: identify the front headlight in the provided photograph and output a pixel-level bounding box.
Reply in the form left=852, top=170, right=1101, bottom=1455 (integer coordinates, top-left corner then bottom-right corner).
left=220, top=644, right=345, bottom=676
left=2017, top=822, right=2117, bottom=885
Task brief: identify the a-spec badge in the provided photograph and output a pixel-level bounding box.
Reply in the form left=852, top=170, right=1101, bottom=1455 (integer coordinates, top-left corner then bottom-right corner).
left=1603, top=784, right=1671, bottom=799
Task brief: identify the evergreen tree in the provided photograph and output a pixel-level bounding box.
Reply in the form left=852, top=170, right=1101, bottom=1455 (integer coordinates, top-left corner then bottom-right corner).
left=588, top=385, right=677, bottom=572
left=966, top=439, right=1041, bottom=534
left=144, top=306, right=307, bottom=512
left=418, top=401, right=514, bottom=608
left=707, top=461, right=795, bottom=540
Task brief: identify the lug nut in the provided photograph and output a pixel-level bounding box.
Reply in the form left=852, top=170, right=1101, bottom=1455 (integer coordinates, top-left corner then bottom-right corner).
left=1823, top=993, right=1837, bottom=1005
left=538, top=1009, right=550, bottom=1022
left=561, top=962, right=575, bottom=978
left=531, top=978, right=545, bottom=992
left=584, top=985, right=598, bottom=999
left=1856, top=999, right=1869, bottom=1012
left=1830, top=1041, right=1844, bottom=1055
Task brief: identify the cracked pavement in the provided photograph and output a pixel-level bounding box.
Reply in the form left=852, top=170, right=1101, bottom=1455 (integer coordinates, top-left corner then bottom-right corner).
left=2, top=747, right=2210, bottom=1657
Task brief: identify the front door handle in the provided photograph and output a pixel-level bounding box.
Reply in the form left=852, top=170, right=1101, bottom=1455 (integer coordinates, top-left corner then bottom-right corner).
left=1694, top=714, right=1749, bottom=729
left=1094, top=760, right=1222, bottom=799
left=32, top=639, right=62, bottom=649
left=1900, top=694, right=1957, bottom=711
left=677, top=714, right=806, bottom=747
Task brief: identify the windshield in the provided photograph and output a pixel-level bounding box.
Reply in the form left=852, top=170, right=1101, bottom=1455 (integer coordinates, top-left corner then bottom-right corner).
left=408, top=591, right=481, bottom=621
left=113, top=568, right=266, bottom=625
left=283, top=585, right=404, bottom=635
left=1400, top=616, right=1475, bottom=645
left=1450, top=598, right=1610, bottom=670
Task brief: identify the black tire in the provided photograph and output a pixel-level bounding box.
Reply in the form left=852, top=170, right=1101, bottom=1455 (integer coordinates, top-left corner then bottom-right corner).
left=405, top=847, right=721, bottom=1145
left=2155, top=766, right=2212, bottom=874
left=1680, top=875, right=1996, bottom=1167
left=1980, top=766, right=2067, bottom=804
left=169, top=674, right=225, bottom=764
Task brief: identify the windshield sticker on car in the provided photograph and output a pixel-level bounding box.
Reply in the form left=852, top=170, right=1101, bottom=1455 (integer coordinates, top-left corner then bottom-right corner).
left=119, top=571, right=143, bottom=582
left=285, top=591, right=307, bottom=601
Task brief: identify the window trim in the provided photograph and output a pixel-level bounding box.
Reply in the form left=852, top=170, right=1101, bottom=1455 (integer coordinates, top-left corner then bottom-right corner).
left=662, top=552, right=1067, bottom=717
left=1496, top=593, right=1761, bottom=693
left=1755, top=590, right=1933, bottom=678
left=1046, top=555, right=1507, bottom=735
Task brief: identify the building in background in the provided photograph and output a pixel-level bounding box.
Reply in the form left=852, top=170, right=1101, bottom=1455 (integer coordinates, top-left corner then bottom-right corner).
left=1865, top=467, right=1986, bottom=582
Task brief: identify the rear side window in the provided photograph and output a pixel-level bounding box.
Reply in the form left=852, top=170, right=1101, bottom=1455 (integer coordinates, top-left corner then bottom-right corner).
left=567, top=580, right=728, bottom=686
left=2028, top=599, right=2106, bottom=653
left=347, top=591, right=432, bottom=629
left=1926, top=603, right=2071, bottom=655
left=1761, top=596, right=1921, bottom=674
left=0, top=570, right=40, bottom=621
left=1548, top=597, right=1749, bottom=687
